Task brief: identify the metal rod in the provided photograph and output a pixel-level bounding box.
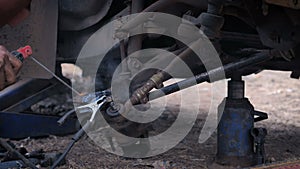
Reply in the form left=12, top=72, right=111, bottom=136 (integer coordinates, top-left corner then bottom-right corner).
left=0, top=138, right=38, bottom=169
left=120, top=40, right=129, bottom=73
left=30, top=57, right=82, bottom=96
left=127, top=0, right=144, bottom=55
left=148, top=50, right=274, bottom=101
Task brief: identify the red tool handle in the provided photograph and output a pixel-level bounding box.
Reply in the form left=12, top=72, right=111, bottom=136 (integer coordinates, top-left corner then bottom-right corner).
left=16, top=45, right=32, bottom=59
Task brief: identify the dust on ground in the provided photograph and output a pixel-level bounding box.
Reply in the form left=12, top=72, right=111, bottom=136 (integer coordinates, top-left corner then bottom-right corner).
left=13, top=70, right=300, bottom=169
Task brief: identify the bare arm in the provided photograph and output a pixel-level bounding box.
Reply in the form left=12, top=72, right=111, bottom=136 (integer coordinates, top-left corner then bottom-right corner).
left=0, top=45, right=22, bottom=90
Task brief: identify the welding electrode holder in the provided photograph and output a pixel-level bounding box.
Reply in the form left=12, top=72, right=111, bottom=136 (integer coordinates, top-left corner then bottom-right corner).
left=11, top=45, right=33, bottom=63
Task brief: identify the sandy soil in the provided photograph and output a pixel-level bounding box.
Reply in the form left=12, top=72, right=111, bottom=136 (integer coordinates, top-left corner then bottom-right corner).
left=12, top=70, right=299, bottom=169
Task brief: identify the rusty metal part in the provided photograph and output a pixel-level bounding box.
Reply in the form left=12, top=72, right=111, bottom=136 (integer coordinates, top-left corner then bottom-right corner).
left=129, top=50, right=274, bottom=106
left=200, top=0, right=226, bottom=39
left=130, top=71, right=165, bottom=105
left=120, top=40, right=129, bottom=73
left=146, top=50, right=275, bottom=103
left=130, top=80, right=156, bottom=104
left=127, top=0, right=144, bottom=55
left=149, top=72, right=166, bottom=89
left=128, top=39, right=200, bottom=105
left=265, top=0, right=300, bottom=9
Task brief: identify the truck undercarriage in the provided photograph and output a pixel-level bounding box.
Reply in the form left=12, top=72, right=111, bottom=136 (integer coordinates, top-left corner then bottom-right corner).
left=0, top=0, right=299, bottom=168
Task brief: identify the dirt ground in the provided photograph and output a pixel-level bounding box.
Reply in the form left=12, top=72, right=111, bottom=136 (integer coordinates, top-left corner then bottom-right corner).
left=12, top=70, right=299, bottom=169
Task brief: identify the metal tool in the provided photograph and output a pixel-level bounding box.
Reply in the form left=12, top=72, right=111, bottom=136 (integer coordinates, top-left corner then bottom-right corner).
left=11, top=46, right=32, bottom=63
left=57, top=88, right=111, bottom=126
left=76, top=95, right=107, bottom=122
left=30, top=56, right=82, bottom=96
left=216, top=75, right=269, bottom=167
left=51, top=95, right=108, bottom=169
left=11, top=45, right=82, bottom=96
left=0, top=138, right=38, bottom=169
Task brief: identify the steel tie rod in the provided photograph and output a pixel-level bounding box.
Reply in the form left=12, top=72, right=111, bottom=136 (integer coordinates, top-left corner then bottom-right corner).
left=148, top=50, right=275, bottom=101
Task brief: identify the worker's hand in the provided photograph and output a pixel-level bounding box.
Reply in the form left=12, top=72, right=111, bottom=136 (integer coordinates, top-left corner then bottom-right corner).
left=0, top=45, right=23, bottom=90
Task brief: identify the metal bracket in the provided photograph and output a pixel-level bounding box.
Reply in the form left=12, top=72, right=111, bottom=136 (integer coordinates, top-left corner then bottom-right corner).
left=253, top=110, right=268, bottom=122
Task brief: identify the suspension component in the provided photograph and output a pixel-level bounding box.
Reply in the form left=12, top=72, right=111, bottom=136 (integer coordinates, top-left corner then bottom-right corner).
left=199, top=0, right=226, bottom=39
left=145, top=50, right=275, bottom=103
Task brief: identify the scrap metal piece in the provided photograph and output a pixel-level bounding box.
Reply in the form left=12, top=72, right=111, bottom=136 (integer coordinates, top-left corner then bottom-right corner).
left=0, top=138, right=38, bottom=169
